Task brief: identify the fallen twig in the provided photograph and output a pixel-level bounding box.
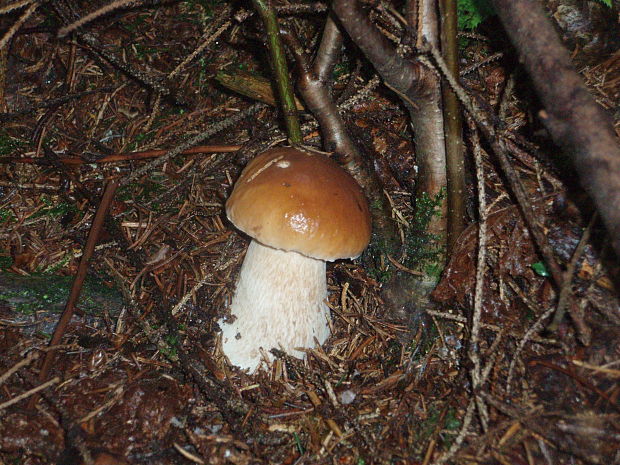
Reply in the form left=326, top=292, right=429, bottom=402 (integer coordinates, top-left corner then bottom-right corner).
left=30, top=180, right=119, bottom=408
left=2, top=144, right=242, bottom=165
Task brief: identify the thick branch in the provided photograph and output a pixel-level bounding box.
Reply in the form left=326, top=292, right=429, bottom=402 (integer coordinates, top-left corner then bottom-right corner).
left=491, top=0, right=620, bottom=257
left=332, top=0, right=428, bottom=97
left=333, top=0, right=449, bottom=330
left=314, top=14, right=343, bottom=84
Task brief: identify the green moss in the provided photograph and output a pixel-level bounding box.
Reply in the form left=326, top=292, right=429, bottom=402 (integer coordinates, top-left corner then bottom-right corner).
left=457, top=0, right=495, bottom=30
left=363, top=234, right=394, bottom=283
left=0, top=131, right=26, bottom=156
left=404, top=189, right=446, bottom=274
left=30, top=196, right=78, bottom=220
left=0, top=272, right=123, bottom=316
left=0, top=208, right=15, bottom=224
left=161, top=333, right=179, bottom=358
left=410, top=404, right=460, bottom=456
left=0, top=254, right=12, bottom=270
left=444, top=408, right=461, bottom=431
left=333, top=60, right=353, bottom=79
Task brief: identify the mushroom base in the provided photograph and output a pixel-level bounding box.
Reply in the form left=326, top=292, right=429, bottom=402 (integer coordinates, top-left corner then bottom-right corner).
left=219, top=240, right=330, bottom=372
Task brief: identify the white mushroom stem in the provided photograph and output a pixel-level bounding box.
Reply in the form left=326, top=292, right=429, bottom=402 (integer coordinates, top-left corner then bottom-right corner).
left=219, top=240, right=330, bottom=372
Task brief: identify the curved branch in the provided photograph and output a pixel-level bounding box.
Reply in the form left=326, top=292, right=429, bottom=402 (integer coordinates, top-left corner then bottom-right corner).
left=332, top=0, right=428, bottom=97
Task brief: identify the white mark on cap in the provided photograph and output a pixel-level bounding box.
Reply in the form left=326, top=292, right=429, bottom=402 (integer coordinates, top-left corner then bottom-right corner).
left=276, top=160, right=290, bottom=168
left=245, top=155, right=285, bottom=182
left=288, top=212, right=317, bottom=234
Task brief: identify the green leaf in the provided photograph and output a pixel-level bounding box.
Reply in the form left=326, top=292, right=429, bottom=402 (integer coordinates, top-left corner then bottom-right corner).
left=531, top=262, right=550, bottom=277
left=458, top=0, right=495, bottom=30
left=293, top=432, right=304, bottom=454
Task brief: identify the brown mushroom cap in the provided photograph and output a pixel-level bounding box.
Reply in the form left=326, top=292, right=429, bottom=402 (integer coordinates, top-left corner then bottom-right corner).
left=226, top=147, right=372, bottom=261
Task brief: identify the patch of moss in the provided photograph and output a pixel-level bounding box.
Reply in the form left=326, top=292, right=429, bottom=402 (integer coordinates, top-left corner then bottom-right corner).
left=404, top=189, right=446, bottom=275
left=333, top=60, right=353, bottom=79
left=161, top=333, right=179, bottom=359
left=0, top=252, right=12, bottom=270
left=412, top=404, right=461, bottom=454
left=0, top=208, right=15, bottom=224
left=0, top=131, right=26, bottom=156
left=0, top=272, right=123, bottom=316
left=30, top=196, right=77, bottom=220
left=458, top=0, right=495, bottom=30
left=117, top=173, right=166, bottom=204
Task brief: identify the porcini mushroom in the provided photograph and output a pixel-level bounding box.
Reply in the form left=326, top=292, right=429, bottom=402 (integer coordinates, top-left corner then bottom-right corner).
left=220, top=146, right=371, bottom=372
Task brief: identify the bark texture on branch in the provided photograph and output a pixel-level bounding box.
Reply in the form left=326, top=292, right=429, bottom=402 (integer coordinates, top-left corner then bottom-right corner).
left=491, top=0, right=620, bottom=257
left=333, top=0, right=448, bottom=326
left=333, top=0, right=448, bottom=258
left=440, top=0, right=466, bottom=253
left=281, top=21, right=401, bottom=257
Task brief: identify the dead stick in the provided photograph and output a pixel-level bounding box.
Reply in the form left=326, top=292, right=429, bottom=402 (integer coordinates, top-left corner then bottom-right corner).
left=2, top=144, right=242, bottom=165
left=29, top=180, right=119, bottom=408
left=0, top=377, right=60, bottom=411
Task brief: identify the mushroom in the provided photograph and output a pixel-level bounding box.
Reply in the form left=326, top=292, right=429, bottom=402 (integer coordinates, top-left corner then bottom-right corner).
left=220, top=146, right=371, bottom=372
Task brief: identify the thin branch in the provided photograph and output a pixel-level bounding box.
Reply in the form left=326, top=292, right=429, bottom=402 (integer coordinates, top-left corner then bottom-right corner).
left=57, top=0, right=143, bottom=37
left=168, top=5, right=233, bottom=79
left=506, top=306, right=555, bottom=394
left=120, top=103, right=265, bottom=187
left=0, top=351, right=40, bottom=386
left=0, top=0, right=35, bottom=15
left=251, top=0, right=302, bottom=143
left=0, top=377, right=60, bottom=411
left=548, top=213, right=598, bottom=333
left=422, top=43, right=566, bottom=290
left=1, top=144, right=242, bottom=165
left=51, top=0, right=189, bottom=107
left=439, top=0, right=466, bottom=251
left=313, top=14, right=343, bottom=84
left=31, top=180, right=119, bottom=407
left=467, top=115, right=489, bottom=431
left=0, top=1, right=39, bottom=50
left=0, top=86, right=116, bottom=121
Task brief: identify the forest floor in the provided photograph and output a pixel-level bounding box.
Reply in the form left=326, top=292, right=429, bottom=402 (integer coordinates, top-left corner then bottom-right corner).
left=0, top=2, right=619, bottom=464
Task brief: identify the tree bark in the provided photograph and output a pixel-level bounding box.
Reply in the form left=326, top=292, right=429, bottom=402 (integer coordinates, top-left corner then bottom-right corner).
left=490, top=0, right=620, bottom=257
left=440, top=0, right=466, bottom=252
left=332, top=0, right=448, bottom=261
left=333, top=0, right=448, bottom=326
